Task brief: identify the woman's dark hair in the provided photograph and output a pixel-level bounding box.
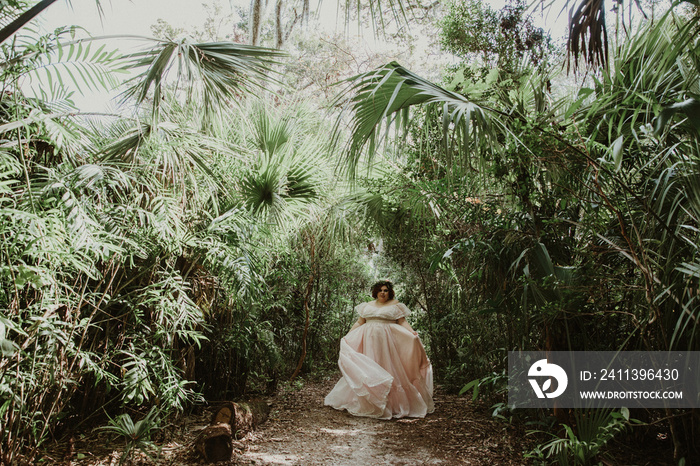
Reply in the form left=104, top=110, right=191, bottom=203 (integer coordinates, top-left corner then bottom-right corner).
left=371, top=280, right=395, bottom=299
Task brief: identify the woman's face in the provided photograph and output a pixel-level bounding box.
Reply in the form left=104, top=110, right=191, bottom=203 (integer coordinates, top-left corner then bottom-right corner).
left=377, top=286, right=390, bottom=303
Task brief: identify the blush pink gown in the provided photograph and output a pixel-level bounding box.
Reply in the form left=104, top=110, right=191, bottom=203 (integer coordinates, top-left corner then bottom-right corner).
left=324, top=302, right=434, bottom=419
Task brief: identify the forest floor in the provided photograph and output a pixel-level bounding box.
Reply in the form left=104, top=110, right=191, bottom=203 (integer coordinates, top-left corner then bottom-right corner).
left=45, top=377, right=531, bottom=465
left=232, top=378, right=529, bottom=465
left=44, top=376, right=678, bottom=465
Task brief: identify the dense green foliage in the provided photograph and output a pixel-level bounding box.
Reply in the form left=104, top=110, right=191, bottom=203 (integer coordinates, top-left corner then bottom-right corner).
left=333, top=1, right=699, bottom=462
left=0, top=0, right=698, bottom=464
left=439, top=0, right=551, bottom=72
left=0, top=5, right=366, bottom=461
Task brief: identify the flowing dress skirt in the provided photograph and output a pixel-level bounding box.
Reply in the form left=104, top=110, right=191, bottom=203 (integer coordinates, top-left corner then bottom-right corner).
left=324, top=320, right=434, bottom=419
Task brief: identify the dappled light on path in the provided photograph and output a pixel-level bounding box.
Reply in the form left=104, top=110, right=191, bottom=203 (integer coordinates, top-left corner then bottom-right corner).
left=238, top=377, right=529, bottom=465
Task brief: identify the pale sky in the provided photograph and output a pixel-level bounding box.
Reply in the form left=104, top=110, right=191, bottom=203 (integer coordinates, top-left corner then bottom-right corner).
left=42, top=0, right=226, bottom=36
left=32, top=0, right=570, bottom=111
left=40, top=0, right=342, bottom=37
left=40, top=0, right=568, bottom=39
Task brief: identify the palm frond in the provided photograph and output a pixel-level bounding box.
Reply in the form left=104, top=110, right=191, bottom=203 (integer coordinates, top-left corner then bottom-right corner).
left=241, top=164, right=288, bottom=216
left=22, top=38, right=124, bottom=96
left=97, top=118, right=229, bottom=194
left=247, top=100, right=292, bottom=158
left=341, top=0, right=417, bottom=37
left=29, top=81, right=77, bottom=113
left=582, top=12, right=698, bottom=149
left=97, top=119, right=154, bottom=163
left=238, top=100, right=329, bottom=226
left=567, top=0, right=609, bottom=72
left=120, top=38, right=285, bottom=120
left=240, top=152, right=323, bottom=226
left=334, top=61, right=499, bottom=178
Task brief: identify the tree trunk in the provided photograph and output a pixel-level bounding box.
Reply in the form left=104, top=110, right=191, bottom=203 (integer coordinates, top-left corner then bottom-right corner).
left=290, top=234, right=315, bottom=380
left=275, top=0, right=283, bottom=49
left=302, top=0, right=310, bottom=26
left=249, top=0, right=263, bottom=46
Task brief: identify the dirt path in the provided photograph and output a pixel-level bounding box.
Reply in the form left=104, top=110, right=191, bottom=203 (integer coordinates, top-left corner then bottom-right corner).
left=42, top=376, right=681, bottom=466
left=45, top=377, right=530, bottom=465
left=236, top=377, right=528, bottom=465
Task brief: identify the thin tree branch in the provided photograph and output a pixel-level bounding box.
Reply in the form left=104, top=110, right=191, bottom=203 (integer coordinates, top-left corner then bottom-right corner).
left=0, top=0, right=60, bottom=45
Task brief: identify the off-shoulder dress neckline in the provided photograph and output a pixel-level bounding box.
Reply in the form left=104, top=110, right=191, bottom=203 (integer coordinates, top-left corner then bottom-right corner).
left=367, top=300, right=400, bottom=309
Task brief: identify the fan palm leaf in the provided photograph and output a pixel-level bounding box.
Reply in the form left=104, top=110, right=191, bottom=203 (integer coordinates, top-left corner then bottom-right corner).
left=236, top=99, right=330, bottom=227
left=96, top=117, right=232, bottom=195
left=248, top=100, right=292, bottom=158
left=120, top=38, right=285, bottom=121
left=240, top=142, right=325, bottom=226
left=334, top=61, right=501, bottom=178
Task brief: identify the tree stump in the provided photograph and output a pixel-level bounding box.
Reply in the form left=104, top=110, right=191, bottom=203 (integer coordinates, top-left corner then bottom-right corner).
left=194, top=400, right=271, bottom=463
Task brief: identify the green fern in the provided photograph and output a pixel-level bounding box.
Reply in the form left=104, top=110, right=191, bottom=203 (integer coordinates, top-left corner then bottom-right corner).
left=98, top=406, right=161, bottom=465
left=530, top=408, right=632, bottom=466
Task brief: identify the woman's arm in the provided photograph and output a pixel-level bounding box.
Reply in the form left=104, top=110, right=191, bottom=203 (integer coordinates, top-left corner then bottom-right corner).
left=349, top=317, right=366, bottom=331
left=396, top=317, right=418, bottom=335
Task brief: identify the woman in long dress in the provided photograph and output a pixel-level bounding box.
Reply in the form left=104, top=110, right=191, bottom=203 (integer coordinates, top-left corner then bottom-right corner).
left=324, top=280, right=434, bottom=419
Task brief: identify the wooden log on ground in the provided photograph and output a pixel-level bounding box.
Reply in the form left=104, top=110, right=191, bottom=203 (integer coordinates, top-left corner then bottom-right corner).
left=194, top=423, right=233, bottom=463
left=194, top=400, right=271, bottom=463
